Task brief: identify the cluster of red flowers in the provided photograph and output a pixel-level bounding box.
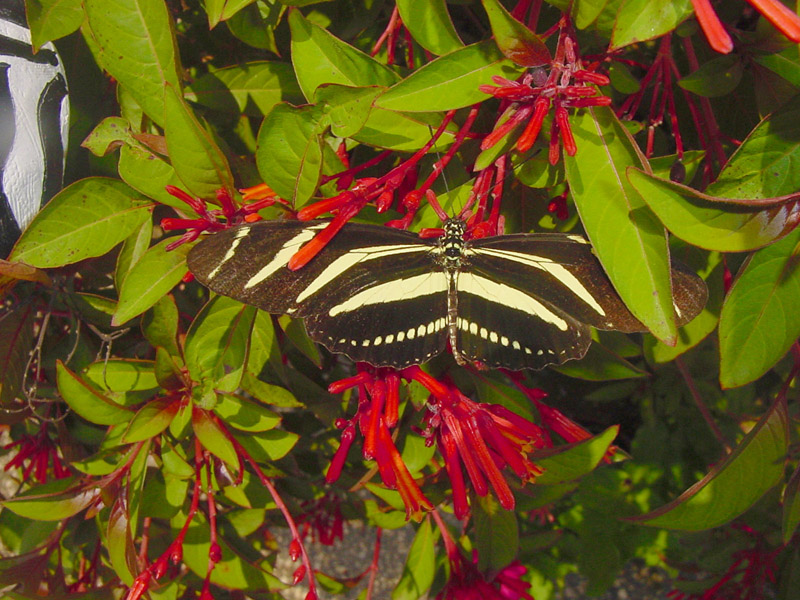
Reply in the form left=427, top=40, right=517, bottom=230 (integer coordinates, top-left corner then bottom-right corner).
left=3, top=424, right=70, bottom=483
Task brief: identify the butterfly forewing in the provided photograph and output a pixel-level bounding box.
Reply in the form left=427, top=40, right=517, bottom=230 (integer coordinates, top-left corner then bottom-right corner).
left=188, top=220, right=449, bottom=367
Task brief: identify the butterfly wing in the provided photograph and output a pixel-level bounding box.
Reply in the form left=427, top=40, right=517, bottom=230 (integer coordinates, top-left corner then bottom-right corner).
left=187, top=220, right=449, bottom=367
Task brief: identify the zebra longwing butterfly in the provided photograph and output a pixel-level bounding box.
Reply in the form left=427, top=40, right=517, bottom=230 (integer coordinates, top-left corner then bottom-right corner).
left=187, top=218, right=707, bottom=370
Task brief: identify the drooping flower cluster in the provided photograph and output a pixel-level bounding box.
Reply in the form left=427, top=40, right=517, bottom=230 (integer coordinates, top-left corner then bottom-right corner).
left=3, top=423, right=70, bottom=483
left=480, top=25, right=611, bottom=165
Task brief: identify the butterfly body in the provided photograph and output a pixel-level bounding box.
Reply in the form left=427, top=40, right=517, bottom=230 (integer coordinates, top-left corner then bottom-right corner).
left=187, top=219, right=707, bottom=370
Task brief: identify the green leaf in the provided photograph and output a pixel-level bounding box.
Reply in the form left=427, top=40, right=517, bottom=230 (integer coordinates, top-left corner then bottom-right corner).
left=106, top=498, right=136, bottom=584
left=718, top=227, right=800, bottom=388
left=564, top=107, right=678, bottom=343
left=82, top=116, right=135, bottom=157
left=118, top=144, right=187, bottom=209
left=535, top=426, right=618, bottom=484
left=122, top=398, right=181, bottom=443
left=376, top=41, right=523, bottom=112
left=353, top=108, right=457, bottom=152
left=315, top=84, right=383, bottom=138
left=84, top=0, right=182, bottom=127
left=679, top=55, right=744, bottom=98
left=115, top=219, right=153, bottom=290
left=113, top=239, right=195, bottom=326
left=783, top=463, right=800, bottom=543
left=26, top=0, right=85, bottom=49
left=392, top=518, right=436, bottom=600
left=185, top=61, right=303, bottom=116
left=9, top=178, right=153, bottom=268
left=192, top=407, right=240, bottom=470
left=396, top=0, right=463, bottom=55
left=753, top=47, right=800, bottom=88
left=235, top=429, right=298, bottom=461
left=256, top=103, right=323, bottom=206
left=142, top=294, right=181, bottom=356
left=214, top=394, right=281, bottom=432
left=56, top=361, right=133, bottom=426
left=707, top=94, right=800, bottom=199
left=552, top=341, right=646, bottom=381
left=2, top=478, right=99, bottom=521
left=628, top=168, right=800, bottom=252
left=631, top=396, right=789, bottom=530
left=184, top=296, right=256, bottom=394
left=245, top=310, right=277, bottom=378
left=481, top=0, right=550, bottom=67
left=474, top=494, right=519, bottom=572
left=241, top=375, right=303, bottom=408
left=82, top=359, right=158, bottom=394
left=225, top=0, right=284, bottom=53
left=289, top=8, right=398, bottom=100
left=611, top=0, right=694, bottom=49
left=164, top=84, right=235, bottom=199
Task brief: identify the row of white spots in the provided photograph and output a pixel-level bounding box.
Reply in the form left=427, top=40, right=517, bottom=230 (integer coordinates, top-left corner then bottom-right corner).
left=361, top=317, right=447, bottom=347
left=295, top=244, right=429, bottom=304
left=456, top=273, right=570, bottom=331
left=207, top=226, right=250, bottom=279
left=244, top=224, right=327, bottom=290
left=469, top=247, right=607, bottom=317
left=456, top=317, right=549, bottom=356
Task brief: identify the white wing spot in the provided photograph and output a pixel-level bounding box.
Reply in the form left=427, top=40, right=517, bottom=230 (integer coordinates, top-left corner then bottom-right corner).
left=525, top=347, right=533, bottom=354
left=480, top=327, right=489, bottom=340
left=386, top=334, right=394, bottom=344
left=407, top=327, right=416, bottom=340
left=397, top=331, right=405, bottom=342
left=374, top=336, right=383, bottom=346
left=469, top=322, right=478, bottom=335
left=512, top=341, right=521, bottom=350
left=537, top=349, right=544, bottom=356
left=426, top=322, right=435, bottom=335
left=338, top=338, right=346, bottom=344
left=501, top=336, right=509, bottom=347
left=362, top=339, right=370, bottom=347
left=489, top=331, right=498, bottom=343
left=417, top=324, right=426, bottom=337
left=351, top=340, right=357, bottom=346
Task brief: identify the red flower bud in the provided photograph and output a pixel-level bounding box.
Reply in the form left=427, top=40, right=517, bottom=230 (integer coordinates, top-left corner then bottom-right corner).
left=289, top=538, right=302, bottom=561
left=293, top=565, right=307, bottom=585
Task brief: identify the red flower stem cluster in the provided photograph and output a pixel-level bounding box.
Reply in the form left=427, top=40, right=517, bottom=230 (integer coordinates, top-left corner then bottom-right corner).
left=296, top=494, right=344, bottom=546
left=289, top=109, right=463, bottom=270
left=161, top=185, right=281, bottom=251
left=511, top=0, right=543, bottom=30
left=3, top=422, right=71, bottom=483
left=691, top=0, right=800, bottom=55
left=227, top=429, right=319, bottom=600
left=480, top=19, right=611, bottom=165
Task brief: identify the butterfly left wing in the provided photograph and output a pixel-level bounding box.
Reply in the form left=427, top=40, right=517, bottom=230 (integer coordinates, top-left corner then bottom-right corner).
left=187, top=219, right=450, bottom=368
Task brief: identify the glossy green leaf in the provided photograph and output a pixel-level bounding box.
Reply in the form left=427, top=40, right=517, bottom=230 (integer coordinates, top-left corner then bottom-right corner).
left=396, top=0, right=462, bottom=55
left=256, top=102, right=323, bottom=206
left=123, top=398, right=181, bottom=443
left=481, top=0, right=550, bottom=67
left=84, top=0, right=182, bottom=127
left=783, top=463, right=800, bottom=543
left=118, top=144, right=187, bottom=210
left=376, top=41, right=523, bottom=112
left=241, top=375, right=303, bottom=408
left=225, top=1, right=284, bottom=53
left=235, top=429, right=298, bottom=461
left=474, top=494, right=519, bottom=572
left=142, top=294, right=181, bottom=356
left=289, top=9, right=398, bottom=100
left=679, top=55, right=744, bottom=98
left=184, top=295, right=256, bottom=394
left=535, top=426, right=618, bottom=484
left=245, top=310, right=277, bottom=378
left=754, top=47, right=800, bottom=88
left=611, top=0, right=693, bottom=49
left=26, top=0, right=84, bottom=49
left=719, top=227, right=800, bottom=388
left=107, top=498, right=136, bottom=584
left=82, top=359, right=158, bottom=394
left=707, top=94, right=800, bottom=199
left=564, top=107, right=677, bottom=343
left=631, top=397, right=788, bottom=530
left=113, top=238, right=195, bottom=326
left=115, top=218, right=153, bottom=291
left=352, top=108, right=457, bottom=152
left=2, top=478, right=99, bottom=521
left=629, top=168, right=800, bottom=252
left=315, top=84, right=382, bottom=138
left=214, top=394, right=280, bottom=432
left=9, top=178, right=153, bottom=268
left=392, top=518, right=436, bottom=600
left=82, top=116, right=135, bottom=157
left=56, top=361, right=133, bottom=426
left=185, top=61, right=303, bottom=116
left=192, top=407, right=240, bottom=470
left=164, top=84, right=235, bottom=199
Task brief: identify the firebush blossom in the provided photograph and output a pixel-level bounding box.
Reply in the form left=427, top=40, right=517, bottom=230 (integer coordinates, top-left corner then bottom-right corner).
left=479, top=26, right=611, bottom=165
left=691, top=0, right=800, bottom=54
left=3, top=424, right=70, bottom=483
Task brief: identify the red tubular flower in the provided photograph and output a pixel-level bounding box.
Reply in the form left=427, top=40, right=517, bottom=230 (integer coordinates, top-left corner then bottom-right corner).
left=748, top=0, right=800, bottom=41
left=436, top=551, right=535, bottom=600
left=515, top=96, right=550, bottom=152
left=690, top=0, right=734, bottom=53
left=4, top=426, right=70, bottom=483
left=424, top=387, right=547, bottom=519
